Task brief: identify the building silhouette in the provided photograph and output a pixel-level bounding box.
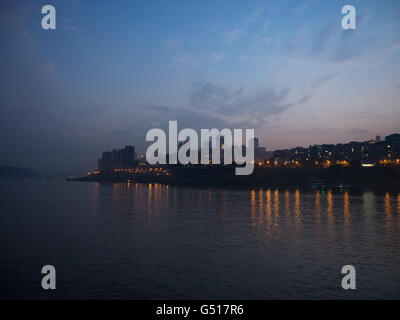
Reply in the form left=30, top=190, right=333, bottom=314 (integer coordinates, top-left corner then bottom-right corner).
left=98, top=146, right=136, bottom=170
left=271, top=134, right=400, bottom=166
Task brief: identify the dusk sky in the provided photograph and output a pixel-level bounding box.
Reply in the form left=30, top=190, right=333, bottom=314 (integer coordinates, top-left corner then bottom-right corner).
left=1, top=0, right=400, bottom=173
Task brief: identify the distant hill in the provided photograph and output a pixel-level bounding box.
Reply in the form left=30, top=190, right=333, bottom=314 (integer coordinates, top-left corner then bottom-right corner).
left=0, top=166, right=41, bottom=179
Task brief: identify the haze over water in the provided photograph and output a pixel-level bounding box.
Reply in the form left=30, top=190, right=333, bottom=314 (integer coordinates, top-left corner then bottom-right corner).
left=1, top=180, right=400, bottom=299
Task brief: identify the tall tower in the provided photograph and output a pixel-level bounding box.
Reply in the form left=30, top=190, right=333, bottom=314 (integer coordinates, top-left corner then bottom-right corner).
left=253, top=137, right=259, bottom=149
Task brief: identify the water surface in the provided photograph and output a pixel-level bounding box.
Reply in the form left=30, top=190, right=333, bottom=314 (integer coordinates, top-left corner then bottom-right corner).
left=1, top=180, right=399, bottom=299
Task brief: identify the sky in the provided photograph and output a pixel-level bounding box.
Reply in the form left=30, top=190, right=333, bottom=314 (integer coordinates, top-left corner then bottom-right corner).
left=0, top=0, right=400, bottom=174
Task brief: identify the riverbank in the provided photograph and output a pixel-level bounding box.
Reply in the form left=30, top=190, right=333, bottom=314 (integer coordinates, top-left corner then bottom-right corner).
left=67, top=165, right=400, bottom=191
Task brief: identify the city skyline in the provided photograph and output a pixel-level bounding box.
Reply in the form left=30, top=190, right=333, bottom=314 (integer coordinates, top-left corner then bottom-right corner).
left=96, top=132, right=400, bottom=171
left=1, top=0, right=400, bottom=174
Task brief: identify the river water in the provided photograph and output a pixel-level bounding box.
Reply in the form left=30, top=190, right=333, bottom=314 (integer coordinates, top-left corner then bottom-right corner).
left=0, top=180, right=399, bottom=299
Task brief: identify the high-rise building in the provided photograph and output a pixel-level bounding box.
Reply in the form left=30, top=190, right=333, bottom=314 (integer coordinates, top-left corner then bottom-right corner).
left=102, top=152, right=112, bottom=170
left=253, top=137, right=259, bottom=149
left=98, top=146, right=136, bottom=170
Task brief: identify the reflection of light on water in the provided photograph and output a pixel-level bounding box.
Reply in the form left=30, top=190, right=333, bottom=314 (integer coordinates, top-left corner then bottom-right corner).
left=274, top=189, right=279, bottom=217
left=294, top=189, right=301, bottom=229
left=384, top=192, right=392, bottom=233
left=251, top=190, right=256, bottom=227
left=154, top=184, right=160, bottom=209
left=249, top=189, right=280, bottom=238
left=327, top=191, right=334, bottom=227
left=259, top=189, right=264, bottom=224
left=397, top=194, right=400, bottom=227
left=315, top=191, right=321, bottom=227
left=363, top=192, right=375, bottom=233
left=295, top=190, right=300, bottom=216
left=266, top=189, right=272, bottom=228
left=273, top=189, right=280, bottom=230
left=385, top=193, right=392, bottom=215
left=343, top=191, right=350, bottom=225
left=249, top=188, right=279, bottom=239
left=148, top=183, right=152, bottom=214
left=165, top=184, right=169, bottom=208
left=266, top=189, right=271, bottom=216
left=285, top=190, right=290, bottom=216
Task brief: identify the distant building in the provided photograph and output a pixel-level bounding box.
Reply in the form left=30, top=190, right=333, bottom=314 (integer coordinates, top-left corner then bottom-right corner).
left=385, top=134, right=400, bottom=159
left=270, top=133, right=400, bottom=166
left=96, top=133, right=400, bottom=170
left=98, top=151, right=112, bottom=170
left=98, top=145, right=136, bottom=170
left=252, top=137, right=270, bottom=161
left=385, top=134, right=400, bottom=145
left=253, top=137, right=259, bottom=149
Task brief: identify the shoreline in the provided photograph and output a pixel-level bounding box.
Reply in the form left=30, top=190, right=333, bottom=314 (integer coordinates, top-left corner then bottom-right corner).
left=67, top=165, right=400, bottom=192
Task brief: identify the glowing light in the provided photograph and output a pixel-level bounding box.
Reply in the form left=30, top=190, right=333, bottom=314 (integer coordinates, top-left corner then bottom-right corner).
left=361, top=163, right=375, bottom=167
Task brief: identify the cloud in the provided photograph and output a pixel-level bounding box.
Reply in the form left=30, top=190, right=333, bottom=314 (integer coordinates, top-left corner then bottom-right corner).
left=190, top=82, right=244, bottom=113
left=262, top=20, right=271, bottom=31
left=369, top=41, right=400, bottom=65
left=260, top=36, right=272, bottom=45
left=220, top=2, right=272, bottom=46
left=310, top=23, right=335, bottom=56
left=170, top=54, right=200, bottom=70
left=62, top=22, right=86, bottom=40
left=188, top=81, right=310, bottom=127
left=332, top=47, right=363, bottom=64
left=313, top=73, right=339, bottom=88
left=55, top=0, right=86, bottom=41
left=112, top=83, right=290, bottom=132
left=211, top=51, right=227, bottom=63
left=295, top=0, right=319, bottom=14
left=107, top=104, right=227, bottom=149
left=332, top=38, right=400, bottom=66
left=222, top=28, right=246, bottom=44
